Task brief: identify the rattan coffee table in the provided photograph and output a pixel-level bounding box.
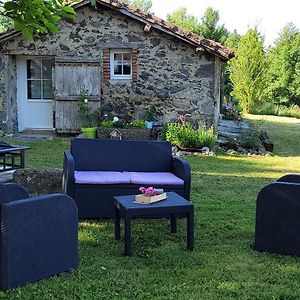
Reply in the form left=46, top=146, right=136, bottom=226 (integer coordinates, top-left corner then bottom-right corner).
left=113, top=192, right=194, bottom=256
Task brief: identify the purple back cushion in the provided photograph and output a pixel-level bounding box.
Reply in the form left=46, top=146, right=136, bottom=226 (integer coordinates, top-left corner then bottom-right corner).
left=71, top=139, right=172, bottom=172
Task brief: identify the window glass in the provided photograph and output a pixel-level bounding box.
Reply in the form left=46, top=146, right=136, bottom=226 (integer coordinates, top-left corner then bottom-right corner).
left=43, top=80, right=52, bottom=99
left=27, top=59, right=41, bottom=79
left=28, top=80, right=41, bottom=99
left=27, top=58, right=53, bottom=99
left=123, top=63, right=131, bottom=75
left=42, top=60, right=52, bottom=79
left=114, top=63, right=123, bottom=75
left=114, top=53, right=123, bottom=61
left=123, top=53, right=131, bottom=61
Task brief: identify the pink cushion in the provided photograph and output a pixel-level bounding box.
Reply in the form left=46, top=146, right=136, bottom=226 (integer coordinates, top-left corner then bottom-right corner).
left=74, top=171, right=131, bottom=184
left=126, top=172, right=184, bottom=185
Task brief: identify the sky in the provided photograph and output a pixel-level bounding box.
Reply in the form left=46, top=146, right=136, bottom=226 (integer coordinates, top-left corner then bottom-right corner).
left=150, top=0, right=300, bottom=46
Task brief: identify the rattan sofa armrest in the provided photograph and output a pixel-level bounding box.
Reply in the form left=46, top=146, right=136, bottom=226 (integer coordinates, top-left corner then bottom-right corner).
left=63, top=151, right=75, bottom=197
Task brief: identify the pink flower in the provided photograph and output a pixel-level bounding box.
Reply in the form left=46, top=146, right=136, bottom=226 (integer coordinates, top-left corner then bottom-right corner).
left=139, top=186, right=157, bottom=196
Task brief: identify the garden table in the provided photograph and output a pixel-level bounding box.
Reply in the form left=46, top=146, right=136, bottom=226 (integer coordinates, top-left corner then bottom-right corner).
left=0, top=143, right=30, bottom=172
left=113, top=192, right=194, bottom=256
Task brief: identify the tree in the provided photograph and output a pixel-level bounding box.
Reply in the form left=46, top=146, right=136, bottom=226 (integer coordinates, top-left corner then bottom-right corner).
left=0, top=14, right=13, bottom=32
left=122, top=0, right=152, bottom=12
left=265, top=23, right=300, bottom=106
left=198, top=7, right=228, bottom=43
left=225, top=30, right=241, bottom=51
left=229, top=28, right=267, bottom=113
left=167, top=6, right=228, bottom=44
left=222, top=30, right=241, bottom=99
left=0, top=0, right=85, bottom=40
left=166, top=7, right=200, bottom=34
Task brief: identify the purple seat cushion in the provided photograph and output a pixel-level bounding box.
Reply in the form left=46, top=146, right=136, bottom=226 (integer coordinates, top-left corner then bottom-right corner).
left=75, top=171, right=131, bottom=184
left=126, top=172, right=184, bottom=185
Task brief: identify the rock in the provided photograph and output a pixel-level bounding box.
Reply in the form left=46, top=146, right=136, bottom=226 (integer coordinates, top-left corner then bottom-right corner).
left=217, top=135, right=238, bottom=150
left=172, top=146, right=178, bottom=156
left=13, top=168, right=63, bottom=194
left=260, top=131, right=274, bottom=152
left=201, top=146, right=210, bottom=153
left=155, top=88, right=169, bottom=98
left=77, top=132, right=88, bottom=138
left=258, top=147, right=267, bottom=155
left=227, top=149, right=238, bottom=155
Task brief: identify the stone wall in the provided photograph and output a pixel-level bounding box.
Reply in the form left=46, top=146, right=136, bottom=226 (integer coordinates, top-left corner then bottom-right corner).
left=0, top=4, right=221, bottom=132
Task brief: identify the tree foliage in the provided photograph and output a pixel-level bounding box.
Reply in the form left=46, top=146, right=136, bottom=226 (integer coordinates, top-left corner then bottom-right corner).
left=0, top=0, right=88, bottom=40
left=229, top=28, right=267, bottom=113
left=198, top=7, right=228, bottom=43
left=265, top=23, right=300, bottom=106
left=122, top=0, right=152, bottom=12
left=166, top=7, right=200, bottom=33
left=167, top=6, right=227, bottom=43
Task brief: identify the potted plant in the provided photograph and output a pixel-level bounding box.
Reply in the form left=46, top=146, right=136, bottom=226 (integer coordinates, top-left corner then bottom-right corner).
left=77, top=91, right=97, bottom=138
left=144, top=105, right=157, bottom=129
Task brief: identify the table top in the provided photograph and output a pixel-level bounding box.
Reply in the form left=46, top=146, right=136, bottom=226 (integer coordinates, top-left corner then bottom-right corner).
left=0, top=145, right=30, bottom=153
left=113, top=192, right=193, bottom=212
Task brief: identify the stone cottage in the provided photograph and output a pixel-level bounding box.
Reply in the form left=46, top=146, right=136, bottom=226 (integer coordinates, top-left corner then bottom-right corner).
left=0, top=0, right=234, bottom=133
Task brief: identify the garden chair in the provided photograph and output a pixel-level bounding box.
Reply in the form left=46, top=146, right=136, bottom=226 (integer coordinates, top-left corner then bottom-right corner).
left=254, top=174, right=300, bottom=256
left=0, top=183, right=78, bottom=290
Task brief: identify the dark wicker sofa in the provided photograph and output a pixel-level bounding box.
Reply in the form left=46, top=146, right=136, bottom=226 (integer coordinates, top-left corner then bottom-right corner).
left=63, top=139, right=191, bottom=219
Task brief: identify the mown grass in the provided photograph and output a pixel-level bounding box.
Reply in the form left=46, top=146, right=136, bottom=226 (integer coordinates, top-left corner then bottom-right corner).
left=1, top=115, right=300, bottom=299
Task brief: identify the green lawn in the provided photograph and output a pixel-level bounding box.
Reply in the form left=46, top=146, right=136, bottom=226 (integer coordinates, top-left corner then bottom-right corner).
left=1, top=115, right=300, bottom=299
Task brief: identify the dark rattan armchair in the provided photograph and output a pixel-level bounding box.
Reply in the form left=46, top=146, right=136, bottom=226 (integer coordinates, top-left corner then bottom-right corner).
left=254, top=174, right=300, bottom=256
left=0, top=183, right=78, bottom=290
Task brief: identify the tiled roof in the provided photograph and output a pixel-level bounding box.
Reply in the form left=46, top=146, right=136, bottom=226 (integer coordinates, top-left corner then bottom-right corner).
left=0, top=0, right=234, bottom=60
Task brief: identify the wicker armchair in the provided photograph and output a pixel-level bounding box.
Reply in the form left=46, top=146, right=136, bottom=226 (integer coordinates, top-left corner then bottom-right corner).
left=0, top=183, right=78, bottom=290
left=254, top=174, right=300, bottom=256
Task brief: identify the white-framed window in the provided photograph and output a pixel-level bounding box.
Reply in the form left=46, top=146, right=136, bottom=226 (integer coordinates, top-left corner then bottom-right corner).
left=26, top=58, right=53, bottom=100
left=110, top=49, right=132, bottom=80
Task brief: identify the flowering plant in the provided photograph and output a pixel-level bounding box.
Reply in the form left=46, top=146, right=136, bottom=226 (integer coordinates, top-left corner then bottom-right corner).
left=221, top=105, right=242, bottom=122
left=77, top=90, right=97, bottom=127
left=139, top=187, right=164, bottom=197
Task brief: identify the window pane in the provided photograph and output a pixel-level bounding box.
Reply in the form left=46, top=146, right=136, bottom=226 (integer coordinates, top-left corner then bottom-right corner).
left=43, top=80, right=52, bottom=99
left=28, top=80, right=41, bottom=99
left=114, top=53, right=123, bottom=61
left=42, top=60, right=53, bottom=79
left=114, top=63, right=122, bottom=75
left=123, top=63, right=131, bottom=75
left=27, top=59, right=41, bottom=79
left=123, top=53, right=131, bottom=61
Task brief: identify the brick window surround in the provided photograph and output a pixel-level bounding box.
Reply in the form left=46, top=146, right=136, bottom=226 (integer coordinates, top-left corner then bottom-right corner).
left=103, top=48, right=137, bottom=81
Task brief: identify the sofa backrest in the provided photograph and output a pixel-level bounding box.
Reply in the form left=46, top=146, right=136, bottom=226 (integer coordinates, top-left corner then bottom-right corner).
left=71, top=139, right=172, bottom=172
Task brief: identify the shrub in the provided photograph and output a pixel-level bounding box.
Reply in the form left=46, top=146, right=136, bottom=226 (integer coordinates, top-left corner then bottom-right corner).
left=99, top=120, right=114, bottom=128
left=125, top=119, right=146, bottom=129
left=164, top=122, right=217, bottom=149
left=253, top=103, right=300, bottom=119
left=277, top=105, right=300, bottom=119
left=252, top=102, right=276, bottom=115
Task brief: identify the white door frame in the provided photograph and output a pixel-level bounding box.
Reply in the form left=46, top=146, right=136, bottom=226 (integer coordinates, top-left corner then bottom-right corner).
left=16, top=56, right=54, bottom=131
